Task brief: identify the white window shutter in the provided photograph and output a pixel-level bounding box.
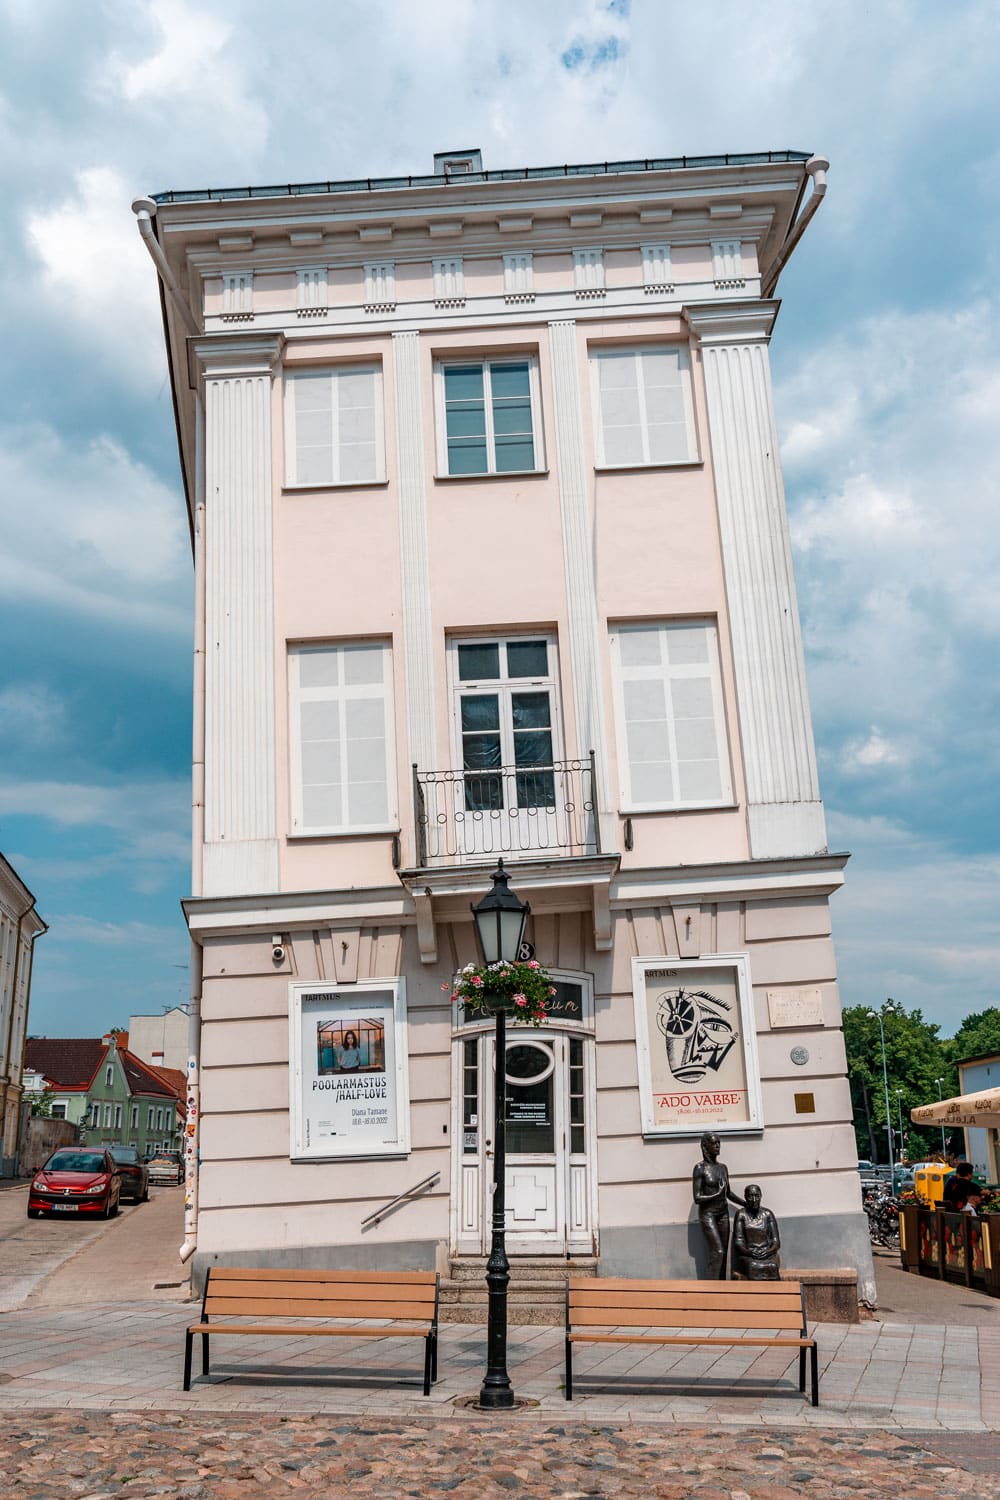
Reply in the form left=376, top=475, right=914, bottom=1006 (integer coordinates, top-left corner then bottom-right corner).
left=287, top=367, right=382, bottom=485
left=595, top=351, right=644, bottom=466
left=290, top=643, right=394, bottom=832
left=613, top=621, right=730, bottom=809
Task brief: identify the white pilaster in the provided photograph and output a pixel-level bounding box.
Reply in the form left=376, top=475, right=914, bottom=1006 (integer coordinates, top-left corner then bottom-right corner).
left=194, top=334, right=283, bottom=895
left=392, top=331, right=437, bottom=793
left=547, top=319, right=612, bottom=843
left=684, top=302, right=827, bottom=859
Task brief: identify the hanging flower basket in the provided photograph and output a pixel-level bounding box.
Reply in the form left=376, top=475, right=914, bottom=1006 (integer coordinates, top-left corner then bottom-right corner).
left=443, top=960, right=555, bottom=1027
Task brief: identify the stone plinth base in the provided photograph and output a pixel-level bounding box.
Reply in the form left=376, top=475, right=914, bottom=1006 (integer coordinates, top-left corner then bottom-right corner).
left=781, top=1267, right=859, bottom=1322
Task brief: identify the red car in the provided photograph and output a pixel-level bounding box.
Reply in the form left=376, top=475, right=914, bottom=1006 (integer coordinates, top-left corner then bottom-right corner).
left=27, top=1148, right=122, bottom=1219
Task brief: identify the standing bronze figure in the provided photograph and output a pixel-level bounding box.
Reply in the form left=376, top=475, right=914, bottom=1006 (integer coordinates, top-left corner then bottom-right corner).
left=692, top=1131, right=744, bottom=1278
left=731, top=1183, right=781, bottom=1279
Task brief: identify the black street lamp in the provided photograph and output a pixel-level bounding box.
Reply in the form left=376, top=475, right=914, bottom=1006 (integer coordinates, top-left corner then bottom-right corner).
left=471, top=859, right=529, bottom=1410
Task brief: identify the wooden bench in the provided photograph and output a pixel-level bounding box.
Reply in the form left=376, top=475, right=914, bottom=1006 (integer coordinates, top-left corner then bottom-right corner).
left=183, top=1267, right=440, bottom=1394
left=565, top=1277, right=818, bottom=1405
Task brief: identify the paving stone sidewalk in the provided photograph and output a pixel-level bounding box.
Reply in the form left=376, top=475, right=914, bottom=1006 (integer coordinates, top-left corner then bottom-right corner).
left=1, top=1410, right=997, bottom=1499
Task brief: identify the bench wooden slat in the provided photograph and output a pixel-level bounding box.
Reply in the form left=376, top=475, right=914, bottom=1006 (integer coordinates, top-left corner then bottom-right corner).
left=207, top=1266, right=436, bottom=1286
left=202, top=1296, right=435, bottom=1321
left=569, top=1288, right=803, bottom=1312
left=191, top=1322, right=431, bottom=1339
left=569, top=1306, right=804, bottom=1330
left=568, top=1332, right=813, bottom=1347
left=568, top=1276, right=803, bottom=1295
left=207, top=1280, right=436, bottom=1306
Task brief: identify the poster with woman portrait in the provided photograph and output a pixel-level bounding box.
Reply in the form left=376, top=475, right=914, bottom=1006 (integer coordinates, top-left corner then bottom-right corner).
left=631, top=955, right=762, bottom=1137
left=289, top=979, right=409, bottom=1159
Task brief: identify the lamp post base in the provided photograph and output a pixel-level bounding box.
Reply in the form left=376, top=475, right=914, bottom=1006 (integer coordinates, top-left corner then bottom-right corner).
left=478, top=1239, right=514, bottom=1409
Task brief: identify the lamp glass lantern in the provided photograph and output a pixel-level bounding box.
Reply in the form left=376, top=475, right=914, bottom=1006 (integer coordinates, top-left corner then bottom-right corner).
left=471, top=859, right=530, bottom=966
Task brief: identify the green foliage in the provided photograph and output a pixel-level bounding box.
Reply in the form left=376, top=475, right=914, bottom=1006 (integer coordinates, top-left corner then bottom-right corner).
left=30, top=1090, right=55, bottom=1119
left=842, top=1000, right=958, bottom=1163
left=946, top=1009, right=1000, bottom=1067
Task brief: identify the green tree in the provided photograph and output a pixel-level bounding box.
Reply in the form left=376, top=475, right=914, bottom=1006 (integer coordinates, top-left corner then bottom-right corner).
left=842, top=1001, right=953, bottom=1163
left=947, top=1008, right=1000, bottom=1068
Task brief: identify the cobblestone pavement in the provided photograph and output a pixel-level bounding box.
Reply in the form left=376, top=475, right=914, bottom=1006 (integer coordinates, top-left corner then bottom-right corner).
left=1, top=1410, right=997, bottom=1498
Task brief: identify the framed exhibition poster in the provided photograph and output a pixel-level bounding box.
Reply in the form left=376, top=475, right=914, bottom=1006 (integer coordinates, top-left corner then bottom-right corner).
left=289, top=979, right=409, bottom=1160
left=631, top=955, right=763, bottom=1137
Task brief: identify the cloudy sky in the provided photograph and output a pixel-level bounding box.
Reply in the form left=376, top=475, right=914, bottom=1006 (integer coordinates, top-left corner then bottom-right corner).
left=1, top=0, right=997, bottom=1039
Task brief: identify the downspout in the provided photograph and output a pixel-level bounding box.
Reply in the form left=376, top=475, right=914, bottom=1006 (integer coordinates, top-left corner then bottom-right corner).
left=130, top=197, right=200, bottom=336
left=180, top=394, right=208, bottom=1267
left=759, top=155, right=830, bottom=298
left=132, top=194, right=205, bottom=1265
left=0, top=903, right=45, bottom=1170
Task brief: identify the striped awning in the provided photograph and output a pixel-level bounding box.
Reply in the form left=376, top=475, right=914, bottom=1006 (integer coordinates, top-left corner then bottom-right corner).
left=911, top=1087, right=1000, bottom=1130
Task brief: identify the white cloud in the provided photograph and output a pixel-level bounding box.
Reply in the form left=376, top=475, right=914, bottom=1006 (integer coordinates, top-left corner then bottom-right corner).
left=24, top=165, right=165, bottom=388
left=106, top=0, right=267, bottom=155
left=0, top=423, right=189, bottom=635
left=840, top=728, right=907, bottom=775
left=0, top=685, right=66, bottom=747
left=826, top=811, right=1000, bottom=1032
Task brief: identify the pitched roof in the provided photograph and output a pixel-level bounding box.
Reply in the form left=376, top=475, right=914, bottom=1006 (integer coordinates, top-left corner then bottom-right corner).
left=24, top=1038, right=107, bottom=1091
left=145, top=1064, right=187, bottom=1100
left=117, top=1048, right=178, bottom=1099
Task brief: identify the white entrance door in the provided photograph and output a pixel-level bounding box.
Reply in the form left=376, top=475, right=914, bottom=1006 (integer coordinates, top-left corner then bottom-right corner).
left=451, top=1029, right=596, bottom=1255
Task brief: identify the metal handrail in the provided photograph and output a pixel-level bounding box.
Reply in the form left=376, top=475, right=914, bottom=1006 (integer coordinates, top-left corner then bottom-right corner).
left=360, top=1170, right=440, bottom=1229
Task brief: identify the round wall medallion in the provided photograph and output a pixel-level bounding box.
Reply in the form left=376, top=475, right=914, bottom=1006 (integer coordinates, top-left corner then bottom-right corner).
left=790, top=1046, right=810, bottom=1066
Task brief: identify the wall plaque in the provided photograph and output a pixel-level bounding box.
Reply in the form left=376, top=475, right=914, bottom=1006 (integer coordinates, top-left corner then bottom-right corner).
left=767, top=987, right=824, bottom=1029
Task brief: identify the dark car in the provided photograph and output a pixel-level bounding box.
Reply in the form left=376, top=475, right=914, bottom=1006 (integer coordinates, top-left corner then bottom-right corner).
left=107, top=1144, right=150, bottom=1203
left=27, top=1149, right=122, bottom=1219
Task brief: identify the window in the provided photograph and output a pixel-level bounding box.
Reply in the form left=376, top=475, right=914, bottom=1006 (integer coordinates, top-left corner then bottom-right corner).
left=289, top=641, right=395, bottom=834
left=130, top=1105, right=139, bottom=1130
left=105, top=1065, right=113, bottom=1087
left=591, top=346, right=698, bottom=467
left=436, top=358, right=542, bottom=475
left=50, top=1102, right=67, bottom=1120
left=103, top=1103, right=112, bottom=1128
left=610, top=620, right=732, bottom=809
left=90, top=1103, right=100, bottom=1126
left=285, top=365, right=384, bottom=486
left=148, top=1107, right=155, bottom=1129
left=114, top=1104, right=122, bottom=1130
left=449, top=634, right=560, bottom=813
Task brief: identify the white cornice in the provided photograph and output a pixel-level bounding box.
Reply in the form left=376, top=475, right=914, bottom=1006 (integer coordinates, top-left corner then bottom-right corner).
left=613, top=853, right=848, bottom=906
left=684, top=300, right=779, bottom=345
left=189, top=331, right=285, bottom=385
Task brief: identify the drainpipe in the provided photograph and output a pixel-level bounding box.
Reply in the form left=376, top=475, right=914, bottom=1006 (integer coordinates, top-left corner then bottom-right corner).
left=130, top=197, right=200, bottom=336
left=0, top=902, right=46, bottom=1171
left=759, top=155, right=830, bottom=298
left=179, top=395, right=208, bottom=1268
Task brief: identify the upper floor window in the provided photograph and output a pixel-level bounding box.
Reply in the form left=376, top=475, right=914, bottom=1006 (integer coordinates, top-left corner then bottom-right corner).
left=285, top=365, right=384, bottom=487
left=435, top=357, right=543, bottom=476
left=288, top=641, right=396, bottom=835
left=590, top=346, right=698, bottom=468
left=105, top=1065, right=113, bottom=1087
left=610, top=620, right=732, bottom=810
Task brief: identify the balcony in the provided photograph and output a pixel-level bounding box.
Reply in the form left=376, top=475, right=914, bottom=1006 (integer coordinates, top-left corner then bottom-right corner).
left=412, top=754, right=601, bottom=867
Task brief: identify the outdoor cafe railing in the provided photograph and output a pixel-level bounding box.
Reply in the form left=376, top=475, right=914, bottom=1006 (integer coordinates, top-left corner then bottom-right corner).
left=412, top=753, right=600, bottom=867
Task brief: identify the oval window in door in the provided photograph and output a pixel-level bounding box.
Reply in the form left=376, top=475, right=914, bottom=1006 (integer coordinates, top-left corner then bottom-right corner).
left=505, top=1041, right=555, bottom=1084
left=504, top=1041, right=555, bottom=1153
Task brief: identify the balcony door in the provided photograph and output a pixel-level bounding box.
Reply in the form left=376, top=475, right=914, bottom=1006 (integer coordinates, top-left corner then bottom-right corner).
left=448, top=634, right=563, bottom=859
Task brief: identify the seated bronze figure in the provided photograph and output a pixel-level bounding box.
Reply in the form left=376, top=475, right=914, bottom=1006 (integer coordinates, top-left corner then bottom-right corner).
left=731, top=1183, right=781, bottom=1280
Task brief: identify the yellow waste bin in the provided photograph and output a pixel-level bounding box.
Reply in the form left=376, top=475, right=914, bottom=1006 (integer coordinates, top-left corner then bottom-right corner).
left=913, top=1161, right=950, bottom=1205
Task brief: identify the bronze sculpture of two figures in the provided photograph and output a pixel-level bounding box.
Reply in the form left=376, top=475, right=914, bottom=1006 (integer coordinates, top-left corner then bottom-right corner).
left=692, top=1132, right=781, bottom=1280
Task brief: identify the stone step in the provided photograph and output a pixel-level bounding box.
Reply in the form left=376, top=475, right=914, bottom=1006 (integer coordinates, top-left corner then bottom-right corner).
left=441, top=1277, right=566, bottom=1306
left=440, top=1300, right=563, bottom=1326
left=448, top=1255, right=598, bottom=1284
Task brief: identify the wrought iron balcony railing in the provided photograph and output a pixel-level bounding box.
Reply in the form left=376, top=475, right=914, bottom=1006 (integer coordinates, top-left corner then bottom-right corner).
left=413, top=753, right=600, bottom=867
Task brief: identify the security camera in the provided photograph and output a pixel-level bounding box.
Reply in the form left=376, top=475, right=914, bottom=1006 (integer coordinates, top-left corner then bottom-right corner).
left=271, top=935, right=285, bottom=964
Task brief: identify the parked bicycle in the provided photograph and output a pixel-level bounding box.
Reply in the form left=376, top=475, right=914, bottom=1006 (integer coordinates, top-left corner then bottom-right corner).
left=865, top=1188, right=900, bottom=1248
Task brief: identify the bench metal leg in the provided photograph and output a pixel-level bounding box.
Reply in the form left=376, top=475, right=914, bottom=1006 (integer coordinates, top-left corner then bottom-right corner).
left=183, top=1330, right=193, bottom=1391
left=798, top=1345, right=806, bottom=1393
left=423, top=1334, right=433, bottom=1396
left=810, top=1341, right=819, bottom=1406
left=201, top=1331, right=210, bottom=1378
left=431, top=1332, right=438, bottom=1384
left=565, top=1338, right=573, bottom=1400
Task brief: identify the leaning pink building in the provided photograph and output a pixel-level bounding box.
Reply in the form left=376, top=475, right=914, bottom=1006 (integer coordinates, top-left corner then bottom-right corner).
left=136, top=147, right=873, bottom=1305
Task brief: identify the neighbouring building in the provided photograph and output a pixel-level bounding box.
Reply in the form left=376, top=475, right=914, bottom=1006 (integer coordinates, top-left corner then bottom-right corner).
left=129, top=1004, right=191, bottom=1075
left=136, top=145, right=874, bottom=1300
left=957, top=1052, right=1000, bottom=1182
left=24, top=1033, right=183, bottom=1156
left=0, top=853, right=46, bottom=1177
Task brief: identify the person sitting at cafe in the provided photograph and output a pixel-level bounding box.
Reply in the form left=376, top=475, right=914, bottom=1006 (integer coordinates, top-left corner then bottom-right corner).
left=963, top=1187, right=985, bottom=1216
left=942, top=1161, right=975, bottom=1210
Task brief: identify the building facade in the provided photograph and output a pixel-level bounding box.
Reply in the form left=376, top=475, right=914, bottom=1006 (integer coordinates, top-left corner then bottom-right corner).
left=0, top=853, right=46, bottom=1177
left=129, top=1005, right=191, bottom=1075
left=138, top=147, right=873, bottom=1299
left=24, top=1033, right=183, bottom=1156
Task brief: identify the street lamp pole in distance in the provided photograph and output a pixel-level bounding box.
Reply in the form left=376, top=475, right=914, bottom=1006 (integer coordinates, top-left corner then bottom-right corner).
left=867, top=1003, right=896, bottom=1183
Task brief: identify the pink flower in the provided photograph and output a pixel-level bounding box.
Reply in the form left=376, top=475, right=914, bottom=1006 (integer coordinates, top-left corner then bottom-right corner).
left=527, top=960, right=540, bottom=970
left=548, top=986, right=556, bottom=996
left=451, top=993, right=459, bottom=1003
left=514, top=997, right=527, bottom=1008
left=471, top=975, right=483, bottom=988
left=440, top=983, right=450, bottom=992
